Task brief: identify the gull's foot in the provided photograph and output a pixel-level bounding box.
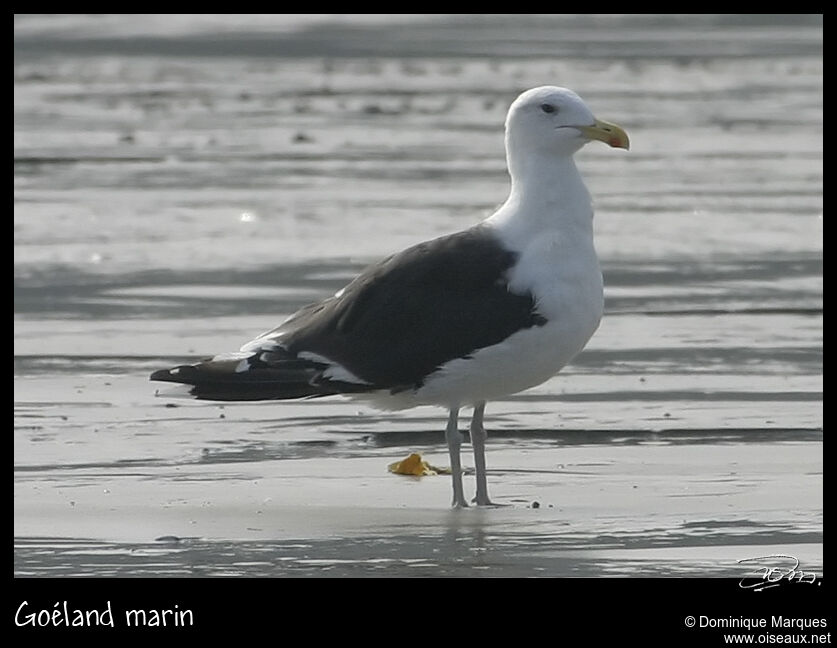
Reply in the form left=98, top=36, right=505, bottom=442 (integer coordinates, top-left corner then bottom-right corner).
left=451, top=498, right=470, bottom=509
left=472, top=495, right=509, bottom=507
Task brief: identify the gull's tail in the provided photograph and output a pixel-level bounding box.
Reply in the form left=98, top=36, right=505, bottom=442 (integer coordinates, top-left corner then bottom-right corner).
left=150, top=352, right=373, bottom=402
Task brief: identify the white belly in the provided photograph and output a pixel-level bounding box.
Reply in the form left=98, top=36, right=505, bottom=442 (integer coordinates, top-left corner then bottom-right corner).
left=415, top=304, right=601, bottom=408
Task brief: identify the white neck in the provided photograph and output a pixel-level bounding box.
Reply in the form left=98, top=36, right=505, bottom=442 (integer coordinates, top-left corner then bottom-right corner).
left=486, top=148, right=593, bottom=248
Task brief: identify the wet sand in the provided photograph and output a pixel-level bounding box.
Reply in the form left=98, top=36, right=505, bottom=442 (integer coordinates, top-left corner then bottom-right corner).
left=14, top=366, right=822, bottom=577
left=14, top=437, right=823, bottom=577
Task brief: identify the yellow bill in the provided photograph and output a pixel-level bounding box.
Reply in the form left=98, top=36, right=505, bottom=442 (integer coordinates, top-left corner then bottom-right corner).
left=577, top=118, right=630, bottom=149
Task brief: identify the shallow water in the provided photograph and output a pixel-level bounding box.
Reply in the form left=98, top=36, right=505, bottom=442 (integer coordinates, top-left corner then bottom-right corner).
left=14, top=14, right=822, bottom=577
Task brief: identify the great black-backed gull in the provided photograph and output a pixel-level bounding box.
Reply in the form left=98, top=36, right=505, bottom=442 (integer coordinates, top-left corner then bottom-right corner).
left=151, top=86, right=629, bottom=508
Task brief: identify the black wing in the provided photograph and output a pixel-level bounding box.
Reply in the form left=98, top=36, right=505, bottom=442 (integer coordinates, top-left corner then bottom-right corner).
left=151, top=225, right=547, bottom=400
left=274, top=225, right=547, bottom=392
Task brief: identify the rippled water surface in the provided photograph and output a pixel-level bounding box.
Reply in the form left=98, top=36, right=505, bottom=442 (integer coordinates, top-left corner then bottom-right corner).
left=14, top=14, right=822, bottom=577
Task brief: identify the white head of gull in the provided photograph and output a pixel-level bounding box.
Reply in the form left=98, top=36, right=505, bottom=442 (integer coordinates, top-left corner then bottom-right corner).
left=151, top=86, right=629, bottom=508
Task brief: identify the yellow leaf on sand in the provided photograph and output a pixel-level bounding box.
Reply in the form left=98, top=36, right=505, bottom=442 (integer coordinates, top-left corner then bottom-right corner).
left=387, top=453, right=451, bottom=476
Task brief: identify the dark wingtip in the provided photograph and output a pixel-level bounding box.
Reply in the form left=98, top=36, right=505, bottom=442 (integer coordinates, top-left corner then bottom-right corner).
left=150, top=368, right=178, bottom=382
left=151, top=364, right=202, bottom=384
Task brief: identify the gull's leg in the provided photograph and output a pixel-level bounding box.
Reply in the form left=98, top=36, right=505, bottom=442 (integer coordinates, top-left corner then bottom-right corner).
left=470, top=401, right=495, bottom=506
left=446, top=408, right=468, bottom=508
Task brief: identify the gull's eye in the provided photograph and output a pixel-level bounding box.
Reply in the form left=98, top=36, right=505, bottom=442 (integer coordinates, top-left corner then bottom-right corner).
left=540, top=103, right=557, bottom=114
